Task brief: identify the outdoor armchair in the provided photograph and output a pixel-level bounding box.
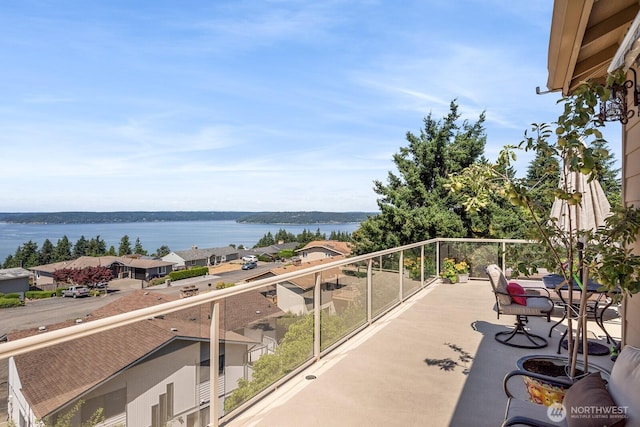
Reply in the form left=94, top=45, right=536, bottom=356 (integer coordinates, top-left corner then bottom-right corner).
left=486, top=264, right=554, bottom=349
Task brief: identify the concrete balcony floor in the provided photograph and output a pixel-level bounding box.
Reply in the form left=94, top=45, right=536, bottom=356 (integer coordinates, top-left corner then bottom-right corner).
left=226, top=279, right=620, bottom=427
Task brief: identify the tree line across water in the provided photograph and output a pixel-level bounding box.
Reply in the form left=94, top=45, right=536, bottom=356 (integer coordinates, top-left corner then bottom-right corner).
left=1, top=228, right=354, bottom=270
left=0, top=211, right=371, bottom=224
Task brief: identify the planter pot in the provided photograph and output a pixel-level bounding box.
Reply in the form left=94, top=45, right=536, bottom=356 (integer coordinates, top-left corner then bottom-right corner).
left=516, top=355, right=610, bottom=406
left=457, top=273, right=469, bottom=283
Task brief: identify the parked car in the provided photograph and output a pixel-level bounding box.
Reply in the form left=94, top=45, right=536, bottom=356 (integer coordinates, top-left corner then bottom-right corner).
left=242, top=261, right=258, bottom=270
left=242, top=255, right=258, bottom=262
left=61, top=285, right=90, bottom=298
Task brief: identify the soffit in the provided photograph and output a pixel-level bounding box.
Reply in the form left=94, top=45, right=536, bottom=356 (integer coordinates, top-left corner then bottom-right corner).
left=547, top=0, right=639, bottom=95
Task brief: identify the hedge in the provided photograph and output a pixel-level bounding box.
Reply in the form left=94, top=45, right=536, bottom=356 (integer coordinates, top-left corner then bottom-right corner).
left=0, top=298, right=24, bottom=308
left=26, top=291, right=55, bottom=299
left=2, top=293, right=21, bottom=299
left=169, top=267, right=209, bottom=281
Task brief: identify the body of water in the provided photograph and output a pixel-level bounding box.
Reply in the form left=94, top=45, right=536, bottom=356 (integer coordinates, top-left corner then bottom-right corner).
left=0, top=220, right=361, bottom=261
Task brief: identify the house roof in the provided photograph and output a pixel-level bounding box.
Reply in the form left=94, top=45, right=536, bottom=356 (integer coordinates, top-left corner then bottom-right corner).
left=0, top=267, right=32, bottom=281
left=10, top=289, right=283, bottom=418
left=29, top=256, right=173, bottom=274
left=171, top=246, right=238, bottom=261
left=296, top=240, right=352, bottom=256
left=247, top=257, right=345, bottom=290
left=547, top=0, right=639, bottom=95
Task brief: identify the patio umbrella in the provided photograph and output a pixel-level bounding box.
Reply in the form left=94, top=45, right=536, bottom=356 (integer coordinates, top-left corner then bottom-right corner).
left=549, top=165, right=611, bottom=373
left=549, top=170, right=611, bottom=236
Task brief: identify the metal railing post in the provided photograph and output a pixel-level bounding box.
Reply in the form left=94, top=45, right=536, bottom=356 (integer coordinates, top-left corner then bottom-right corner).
left=314, top=272, right=321, bottom=361
left=502, top=241, right=506, bottom=271
left=399, top=251, right=404, bottom=301
left=420, top=245, right=425, bottom=287
left=210, top=301, right=220, bottom=427
left=367, top=258, right=373, bottom=324
left=436, top=240, right=441, bottom=278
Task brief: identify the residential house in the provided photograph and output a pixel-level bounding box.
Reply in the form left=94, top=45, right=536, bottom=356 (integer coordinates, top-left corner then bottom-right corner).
left=29, top=256, right=174, bottom=290
left=7, top=289, right=283, bottom=427
left=162, top=246, right=239, bottom=270
left=246, top=257, right=350, bottom=315
left=295, top=240, right=352, bottom=263
left=240, top=242, right=299, bottom=261
left=0, top=267, right=31, bottom=297
left=546, top=0, right=640, bottom=347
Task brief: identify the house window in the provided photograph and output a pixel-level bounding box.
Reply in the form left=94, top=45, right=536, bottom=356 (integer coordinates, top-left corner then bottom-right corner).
left=190, top=260, right=196, bottom=266
left=151, top=383, right=174, bottom=427
left=302, top=251, right=308, bottom=258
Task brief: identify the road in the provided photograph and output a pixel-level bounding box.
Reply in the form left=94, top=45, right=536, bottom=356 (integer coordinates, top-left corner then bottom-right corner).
left=0, top=261, right=277, bottom=337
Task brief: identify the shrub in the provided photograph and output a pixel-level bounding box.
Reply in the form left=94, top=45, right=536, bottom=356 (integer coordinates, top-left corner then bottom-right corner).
left=148, top=276, right=169, bottom=287
left=55, top=288, right=64, bottom=297
left=90, top=289, right=101, bottom=297
left=0, top=298, right=23, bottom=308
left=26, top=291, right=55, bottom=299
left=3, top=293, right=21, bottom=299
left=215, top=282, right=235, bottom=290
left=169, top=267, right=209, bottom=281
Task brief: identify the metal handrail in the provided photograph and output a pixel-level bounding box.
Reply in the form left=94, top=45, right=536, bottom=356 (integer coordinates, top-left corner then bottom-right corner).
left=0, top=237, right=532, bottom=426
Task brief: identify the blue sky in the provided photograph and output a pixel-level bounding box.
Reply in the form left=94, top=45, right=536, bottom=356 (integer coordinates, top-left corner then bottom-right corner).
left=0, top=1, right=622, bottom=213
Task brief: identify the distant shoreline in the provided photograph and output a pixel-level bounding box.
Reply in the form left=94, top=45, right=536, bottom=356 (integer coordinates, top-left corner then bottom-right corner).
left=0, top=211, right=374, bottom=225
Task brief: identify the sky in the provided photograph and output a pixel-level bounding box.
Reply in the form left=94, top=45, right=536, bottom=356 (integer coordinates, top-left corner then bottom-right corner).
left=0, top=1, right=623, bottom=213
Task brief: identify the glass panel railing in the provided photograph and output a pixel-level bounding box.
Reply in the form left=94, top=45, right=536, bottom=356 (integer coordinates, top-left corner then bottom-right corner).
left=423, top=241, right=438, bottom=280
left=320, top=260, right=368, bottom=351
left=439, top=240, right=503, bottom=278
left=402, top=247, right=422, bottom=298
left=371, top=252, right=401, bottom=318
left=222, top=281, right=314, bottom=415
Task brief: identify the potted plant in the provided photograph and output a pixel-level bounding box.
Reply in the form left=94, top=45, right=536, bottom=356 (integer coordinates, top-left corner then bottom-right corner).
left=440, top=258, right=469, bottom=283
left=440, top=257, right=458, bottom=283
left=454, top=260, right=470, bottom=283
left=447, top=71, right=640, bottom=382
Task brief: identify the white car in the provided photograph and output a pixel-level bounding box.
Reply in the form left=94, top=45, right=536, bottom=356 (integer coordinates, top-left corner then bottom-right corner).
left=242, top=255, right=258, bottom=262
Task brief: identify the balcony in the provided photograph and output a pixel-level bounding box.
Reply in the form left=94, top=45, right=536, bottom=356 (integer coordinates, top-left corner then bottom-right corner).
left=0, top=239, right=621, bottom=427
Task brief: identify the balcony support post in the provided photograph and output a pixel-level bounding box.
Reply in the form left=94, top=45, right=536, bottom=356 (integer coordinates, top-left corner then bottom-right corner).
left=501, top=242, right=506, bottom=271
left=314, top=272, right=321, bottom=361
left=210, top=301, right=220, bottom=427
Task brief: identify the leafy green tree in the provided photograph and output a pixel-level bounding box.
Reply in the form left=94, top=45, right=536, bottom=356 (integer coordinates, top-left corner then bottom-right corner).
left=133, top=237, right=147, bottom=255
left=118, top=235, right=132, bottom=256
left=73, top=236, right=88, bottom=258
left=54, top=236, right=73, bottom=262
left=352, top=101, right=486, bottom=254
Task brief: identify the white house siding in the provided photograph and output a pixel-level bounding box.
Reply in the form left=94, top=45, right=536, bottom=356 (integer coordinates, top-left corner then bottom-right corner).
left=162, top=253, right=186, bottom=269
left=276, top=283, right=307, bottom=315
left=7, top=357, right=38, bottom=427
left=623, top=75, right=640, bottom=348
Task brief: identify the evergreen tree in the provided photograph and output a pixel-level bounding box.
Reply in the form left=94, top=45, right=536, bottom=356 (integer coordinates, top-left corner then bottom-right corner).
left=54, top=236, right=73, bottom=261
left=133, top=237, right=148, bottom=255
left=40, top=239, right=55, bottom=265
left=593, top=139, right=622, bottom=208
left=352, top=101, right=486, bottom=254
left=255, top=232, right=275, bottom=247
left=86, top=235, right=107, bottom=256
left=73, top=235, right=88, bottom=258
left=155, top=245, right=171, bottom=257
left=106, top=245, right=117, bottom=256
left=118, top=235, right=132, bottom=256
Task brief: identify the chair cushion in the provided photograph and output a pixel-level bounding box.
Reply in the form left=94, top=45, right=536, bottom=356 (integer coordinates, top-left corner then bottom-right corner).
left=507, top=282, right=527, bottom=305
left=486, top=264, right=511, bottom=306
left=563, top=372, right=626, bottom=427
left=609, top=345, right=640, bottom=426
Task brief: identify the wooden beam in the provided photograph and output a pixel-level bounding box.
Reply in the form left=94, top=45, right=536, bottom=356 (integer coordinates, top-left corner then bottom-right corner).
left=583, top=5, right=639, bottom=47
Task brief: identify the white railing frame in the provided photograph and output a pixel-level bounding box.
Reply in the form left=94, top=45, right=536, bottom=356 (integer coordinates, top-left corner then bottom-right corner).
left=0, top=237, right=530, bottom=426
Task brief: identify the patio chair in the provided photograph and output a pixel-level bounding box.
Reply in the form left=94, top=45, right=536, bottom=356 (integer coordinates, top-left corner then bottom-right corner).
left=486, top=264, right=554, bottom=349
left=501, top=345, right=640, bottom=426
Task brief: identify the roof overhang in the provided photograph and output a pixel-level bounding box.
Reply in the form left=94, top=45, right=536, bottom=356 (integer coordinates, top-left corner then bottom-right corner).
left=547, top=0, right=640, bottom=95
